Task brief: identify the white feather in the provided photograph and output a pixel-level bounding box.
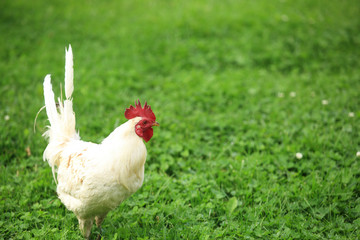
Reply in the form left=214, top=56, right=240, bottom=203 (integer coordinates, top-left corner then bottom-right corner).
left=43, top=74, right=59, bottom=128
left=43, top=47, right=79, bottom=171
left=65, top=44, right=74, bottom=99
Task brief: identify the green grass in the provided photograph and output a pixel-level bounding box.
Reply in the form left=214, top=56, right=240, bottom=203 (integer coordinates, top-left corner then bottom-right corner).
left=1, top=0, right=360, bottom=239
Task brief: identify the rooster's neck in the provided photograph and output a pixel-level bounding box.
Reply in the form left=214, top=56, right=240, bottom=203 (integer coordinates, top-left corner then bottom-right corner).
left=100, top=117, right=147, bottom=192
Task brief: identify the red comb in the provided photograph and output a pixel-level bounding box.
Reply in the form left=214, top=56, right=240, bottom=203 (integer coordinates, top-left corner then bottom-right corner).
left=125, top=100, right=156, bottom=121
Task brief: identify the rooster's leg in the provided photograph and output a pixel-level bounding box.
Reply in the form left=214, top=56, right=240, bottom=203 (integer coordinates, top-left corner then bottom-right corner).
left=78, top=217, right=93, bottom=239
left=95, top=214, right=107, bottom=240
left=95, top=214, right=107, bottom=228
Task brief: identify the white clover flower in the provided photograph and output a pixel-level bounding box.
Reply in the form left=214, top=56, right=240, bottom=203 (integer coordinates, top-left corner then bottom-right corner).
left=348, top=112, right=355, bottom=117
left=322, top=100, right=329, bottom=105
left=277, top=92, right=284, bottom=98
left=4, top=115, right=10, bottom=121
left=295, top=152, right=303, bottom=159
left=357, top=151, right=360, bottom=157
left=290, top=92, right=296, bottom=97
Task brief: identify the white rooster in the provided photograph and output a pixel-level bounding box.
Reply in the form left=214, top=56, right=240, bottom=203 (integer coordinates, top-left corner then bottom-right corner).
left=42, top=45, right=159, bottom=238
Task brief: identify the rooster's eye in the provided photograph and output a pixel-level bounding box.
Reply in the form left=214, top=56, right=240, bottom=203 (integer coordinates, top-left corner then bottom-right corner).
left=143, top=120, right=147, bottom=125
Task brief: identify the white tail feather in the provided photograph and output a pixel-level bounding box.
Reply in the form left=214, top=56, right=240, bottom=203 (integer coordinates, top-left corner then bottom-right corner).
left=43, top=45, right=79, bottom=174
left=43, top=75, right=59, bottom=128
left=65, top=45, right=74, bottom=99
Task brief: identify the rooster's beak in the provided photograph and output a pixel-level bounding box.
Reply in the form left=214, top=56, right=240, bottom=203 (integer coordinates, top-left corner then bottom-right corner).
left=152, top=121, right=160, bottom=127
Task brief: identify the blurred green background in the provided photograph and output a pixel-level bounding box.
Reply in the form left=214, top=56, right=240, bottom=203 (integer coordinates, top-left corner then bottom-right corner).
left=1, top=0, right=359, bottom=239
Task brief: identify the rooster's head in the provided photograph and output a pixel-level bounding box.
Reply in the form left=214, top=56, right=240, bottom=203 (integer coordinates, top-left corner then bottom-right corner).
left=125, top=100, right=159, bottom=142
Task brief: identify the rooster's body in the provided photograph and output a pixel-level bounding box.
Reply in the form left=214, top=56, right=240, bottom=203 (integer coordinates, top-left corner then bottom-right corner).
left=42, top=45, right=158, bottom=238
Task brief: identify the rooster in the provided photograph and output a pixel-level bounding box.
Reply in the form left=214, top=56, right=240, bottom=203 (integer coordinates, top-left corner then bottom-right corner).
left=42, top=45, right=159, bottom=238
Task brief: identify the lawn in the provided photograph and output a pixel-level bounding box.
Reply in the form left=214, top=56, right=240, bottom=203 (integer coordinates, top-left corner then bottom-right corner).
left=1, top=0, right=360, bottom=239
